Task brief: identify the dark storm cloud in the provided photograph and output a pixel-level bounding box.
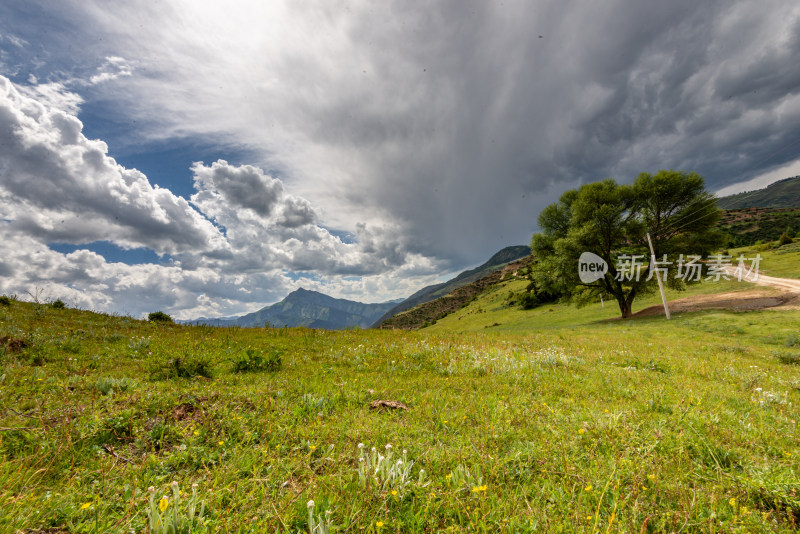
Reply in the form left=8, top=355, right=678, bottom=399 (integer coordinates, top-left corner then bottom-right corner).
left=297, top=0, right=800, bottom=263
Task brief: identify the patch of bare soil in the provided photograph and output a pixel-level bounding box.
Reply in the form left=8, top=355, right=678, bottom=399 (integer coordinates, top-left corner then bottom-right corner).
left=0, top=336, right=28, bottom=352
left=632, top=289, right=800, bottom=318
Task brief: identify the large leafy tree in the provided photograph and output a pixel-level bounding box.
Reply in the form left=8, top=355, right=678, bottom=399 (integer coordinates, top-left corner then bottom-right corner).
left=531, top=170, right=723, bottom=318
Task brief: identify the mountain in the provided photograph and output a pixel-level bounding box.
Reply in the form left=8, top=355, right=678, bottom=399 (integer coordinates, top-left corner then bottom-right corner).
left=371, top=245, right=531, bottom=327
left=186, top=288, right=398, bottom=329
left=717, top=176, right=800, bottom=209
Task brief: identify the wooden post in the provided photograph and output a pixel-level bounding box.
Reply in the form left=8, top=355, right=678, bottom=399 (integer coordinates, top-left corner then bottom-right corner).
left=647, top=232, right=671, bottom=320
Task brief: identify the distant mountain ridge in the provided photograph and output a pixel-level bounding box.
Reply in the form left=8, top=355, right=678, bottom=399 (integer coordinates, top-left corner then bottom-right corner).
left=185, top=288, right=397, bottom=329
left=370, top=245, right=531, bottom=327
left=717, top=176, right=800, bottom=209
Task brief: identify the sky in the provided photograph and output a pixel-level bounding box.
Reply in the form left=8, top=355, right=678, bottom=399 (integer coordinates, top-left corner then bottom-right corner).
left=1, top=0, right=799, bottom=319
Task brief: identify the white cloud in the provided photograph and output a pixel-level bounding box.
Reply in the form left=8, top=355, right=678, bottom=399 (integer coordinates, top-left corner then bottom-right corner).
left=89, top=56, right=134, bottom=85
left=0, top=74, right=442, bottom=317
left=0, top=75, right=228, bottom=256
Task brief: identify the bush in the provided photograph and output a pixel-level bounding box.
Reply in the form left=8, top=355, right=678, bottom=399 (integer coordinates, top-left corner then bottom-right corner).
left=95, top=377, right=137, bottom=396
left=0, top=296, right=11, bottom=306
left=777, top=352, right=800, bottom=366
left=153, top=355, right=214, bottom=379
left=232, top=347, right=283, bottom=373
left=50, top=299, right=66, bottom=309
left=148, top=311, right=174, bottom=323
left=779, top=233, right=794, bottom=246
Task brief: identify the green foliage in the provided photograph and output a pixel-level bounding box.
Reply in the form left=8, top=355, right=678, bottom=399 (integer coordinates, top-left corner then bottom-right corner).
left=150, top=348, right=214, bottom=379
left=779, top=232, right=794, bottom=246
left=507, top=270, right=561, bottom=310
left=356, top=444, right=427, bottom=495
left=50, top=299, right=66, bottom=309
left=776, top=352, right=800, bottom=365
left=1, top=429, right=35, bottom=459
left=147, top=482, right=206, bottom=534
left=95, top=376, right=137, bottom=396
left=231, top=346, right=282, bottom=373
left=719, top=208, right=800, bottom=247
left=167, top=355, right=213, bottom=379
left=531, top=170, right=724, bottom=317
left=0, top=296, right=11, bottom=306
left=148, top=311, right=174, bottom=323
left=99, top=409, right=136, bottom=443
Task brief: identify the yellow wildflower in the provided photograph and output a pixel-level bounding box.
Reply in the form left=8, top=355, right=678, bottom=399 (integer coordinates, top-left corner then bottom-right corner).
left=159, top=496, right=169, bottom=512
left=376, top=521, right=384, bottom=527
left=391, top=490, right=398, bottom=496
left=578, top=428, right=585, bottom=434
left=585, top=485, right=592, bottom=492
left=80, top=502, right=92, bottom=510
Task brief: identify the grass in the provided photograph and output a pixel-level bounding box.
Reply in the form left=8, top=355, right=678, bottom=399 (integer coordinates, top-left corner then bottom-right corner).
left=1, top=296, right=799, bottom=532
left=427, top=277, right=765, bottom=333
left=739, top=242, right=800, bottom=280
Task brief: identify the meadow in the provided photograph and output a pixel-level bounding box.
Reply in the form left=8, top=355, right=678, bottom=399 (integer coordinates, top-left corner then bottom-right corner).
left=1, top=280, right=799, bottom=534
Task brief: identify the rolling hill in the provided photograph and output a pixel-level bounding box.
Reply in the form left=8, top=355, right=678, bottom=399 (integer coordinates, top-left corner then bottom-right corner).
left=717, top=175, right=800, bottom=209
left=377, top=255, right=534, bottom=329
left=370, top=245, right=530, bottom=327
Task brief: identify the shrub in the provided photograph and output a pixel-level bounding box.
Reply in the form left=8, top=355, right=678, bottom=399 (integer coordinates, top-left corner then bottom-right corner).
left=777, top=352, right=800, bottom=366
left=168, top=356, right=214, bottom=379
left=0, top=296, right=11, bottom=306
left=149, top=311, right=174, bottom=323
left=779, top=233, right=794, bottom=246
left=50, top=299, right=66, bottom=309
left=232, top=347, right=282, bottom=373
left=95, top=376, right=137, bottom=396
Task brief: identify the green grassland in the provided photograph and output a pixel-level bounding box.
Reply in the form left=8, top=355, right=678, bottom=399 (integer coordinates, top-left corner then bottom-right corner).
left=1, top=283, right=800, bottom=533
left=731, top=242, right=800, bottom=280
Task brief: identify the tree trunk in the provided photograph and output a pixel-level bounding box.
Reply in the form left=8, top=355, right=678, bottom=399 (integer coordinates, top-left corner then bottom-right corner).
left=618, top=299, right=633, bottom=318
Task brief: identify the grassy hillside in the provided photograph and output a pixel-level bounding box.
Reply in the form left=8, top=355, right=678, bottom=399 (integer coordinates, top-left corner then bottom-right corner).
left=372, top=246, right=530, bottom=327
left=719, top=208, right=800, bottom=247
left=378, top=256, right=534, bottom=330
left=730, top=241, right=800, bottom=280
left=2, top=292, right=800, bottom=532
left=717, top=176, right=800, bottom=209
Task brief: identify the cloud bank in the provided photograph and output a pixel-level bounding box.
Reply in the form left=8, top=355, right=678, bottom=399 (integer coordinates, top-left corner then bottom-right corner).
left=0, top=75, right=438, bottom=317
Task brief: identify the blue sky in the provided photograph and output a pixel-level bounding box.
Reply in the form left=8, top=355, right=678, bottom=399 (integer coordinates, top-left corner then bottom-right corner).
left=1, top=0, right=800, bottom=319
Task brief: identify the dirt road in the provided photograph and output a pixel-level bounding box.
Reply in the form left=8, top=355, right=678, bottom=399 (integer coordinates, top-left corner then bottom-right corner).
left=723, top=266, right=800, bottom=293
left=631, top=266, right=800, bottom=317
